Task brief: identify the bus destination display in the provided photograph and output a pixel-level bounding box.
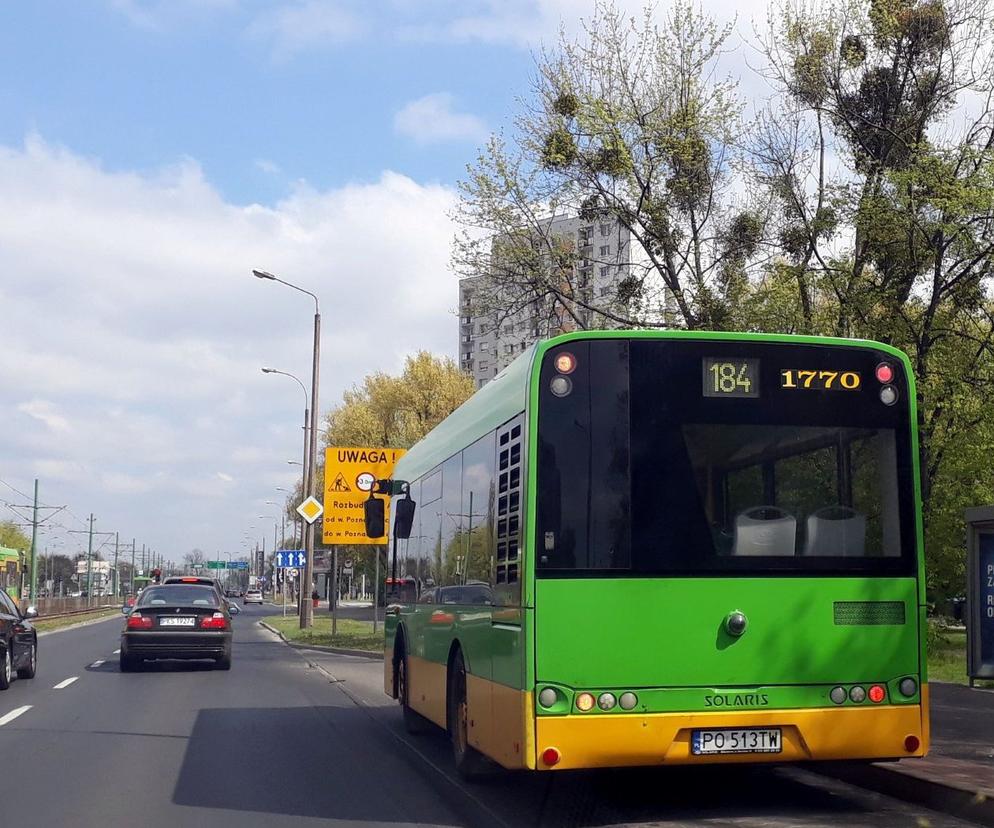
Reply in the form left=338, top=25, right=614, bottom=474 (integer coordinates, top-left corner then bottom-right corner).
left=703, top=358, right=759, bottom=398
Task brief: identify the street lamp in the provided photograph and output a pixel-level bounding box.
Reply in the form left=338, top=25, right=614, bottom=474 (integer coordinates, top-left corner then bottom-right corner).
left=262, top=368, right=310, bottom=498
left=262, top=366, right=309, bottom=545
left=266, top=501, right=287, bottom=549
left=253, top=268, right=321, bottom=629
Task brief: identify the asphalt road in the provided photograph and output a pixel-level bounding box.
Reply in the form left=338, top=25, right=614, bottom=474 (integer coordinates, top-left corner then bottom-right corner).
left=0, top=605, right=979, bottom=828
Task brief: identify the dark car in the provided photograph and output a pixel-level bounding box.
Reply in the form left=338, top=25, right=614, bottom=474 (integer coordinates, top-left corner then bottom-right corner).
left=120, top=584, right=238, bottom=672
left=0, top=591, right=38, bottom=690
left=163, top=575, right=224, bottom=595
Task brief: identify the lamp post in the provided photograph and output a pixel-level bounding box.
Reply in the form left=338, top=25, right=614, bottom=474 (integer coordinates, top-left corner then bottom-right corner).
left=253, top=269, right=321, bottom=629
left=276, top=488, right=295, bottom=546
left=267, top=501, right=287, bottom=550
left=262, top=367, right=309, bottom=547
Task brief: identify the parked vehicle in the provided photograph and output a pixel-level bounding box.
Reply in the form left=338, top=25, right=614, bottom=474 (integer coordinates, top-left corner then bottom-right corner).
left=0, top=590, right=38, bottom=690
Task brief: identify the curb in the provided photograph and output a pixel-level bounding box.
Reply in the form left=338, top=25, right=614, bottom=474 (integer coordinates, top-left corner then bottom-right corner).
left=820, top=762, right=994, bottom=827
left=257, top=621, right=383, bottom=660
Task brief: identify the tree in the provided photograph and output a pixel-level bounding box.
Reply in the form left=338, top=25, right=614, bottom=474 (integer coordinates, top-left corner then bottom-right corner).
left=312, top=352, right=475, bottom=598
left=753, top=0, right=994, bottom=592
left=36, top=553, right=74, bottom=592
left=183, top=548, right=206, bottom=567
left=453, top=0, right=754, bottom=331
left=324, top=351, right=474, bottom=450
left=0, top=520, right=29, bottom=551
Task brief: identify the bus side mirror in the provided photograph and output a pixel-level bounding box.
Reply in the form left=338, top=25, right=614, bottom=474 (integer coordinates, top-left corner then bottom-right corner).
left=394, top=497, right=416, bottom=540
left=364, top=496, right=386, bottom=538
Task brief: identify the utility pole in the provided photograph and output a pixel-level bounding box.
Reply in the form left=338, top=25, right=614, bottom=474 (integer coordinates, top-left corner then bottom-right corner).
left=113, top=533, right=119, bottom=599
left=28, top=479, right=38, bottom=603
left=86, top=514, right=94, bottom=605
left=5, top=480, right=66, bottom=605
left=131, top=538, right=136, bottom=592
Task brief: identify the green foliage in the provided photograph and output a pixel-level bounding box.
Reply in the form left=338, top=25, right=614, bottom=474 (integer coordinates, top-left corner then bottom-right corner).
left=323, top=351, right=474, bottom=451
left=453, top=0, right=744, bottom=331
left=840, top=34, right=867, bottom=65
left=0, top=521, right=29, bottom=551
left=541, top=127, right=578, bottom=169
left=552, top=91, right=579, bottom=118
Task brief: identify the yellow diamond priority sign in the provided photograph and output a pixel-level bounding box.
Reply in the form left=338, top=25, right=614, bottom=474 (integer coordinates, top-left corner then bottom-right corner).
left=296, top=496, right=324, bottom=525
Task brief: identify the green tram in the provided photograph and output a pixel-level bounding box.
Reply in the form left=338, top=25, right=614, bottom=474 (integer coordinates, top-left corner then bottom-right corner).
left=370, top=331, right=929, bottom=775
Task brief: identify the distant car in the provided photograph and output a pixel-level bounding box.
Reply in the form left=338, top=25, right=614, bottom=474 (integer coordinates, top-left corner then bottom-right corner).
left=0, top=590, right=38, bottom=690
left=243, top=589, right=263, bottom=605
left=120, top=584, right=237, bottom=671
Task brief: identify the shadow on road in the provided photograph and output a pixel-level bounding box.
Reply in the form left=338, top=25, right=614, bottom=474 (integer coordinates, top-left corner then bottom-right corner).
left=172, top=705, right=468, bottom=825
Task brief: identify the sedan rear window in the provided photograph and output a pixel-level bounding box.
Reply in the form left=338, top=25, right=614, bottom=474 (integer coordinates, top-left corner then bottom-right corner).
left=137, top=586, right=219, bottom=608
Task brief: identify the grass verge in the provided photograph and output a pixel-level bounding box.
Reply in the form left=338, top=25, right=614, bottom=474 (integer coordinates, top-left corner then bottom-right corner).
left=34, top=608, right=119, bottom=632
left=928, top=626, right=994, bottom=687
left=928, top=629, right=968, bottom=683
left=267, top=615, right=382, bottom=653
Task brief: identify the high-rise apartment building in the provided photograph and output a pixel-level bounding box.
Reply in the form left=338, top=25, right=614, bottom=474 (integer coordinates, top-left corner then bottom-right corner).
left=458, top=214, right=641, bottom=388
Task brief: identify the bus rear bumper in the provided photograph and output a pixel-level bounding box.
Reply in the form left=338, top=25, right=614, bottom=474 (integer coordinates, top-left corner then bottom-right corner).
left=534, top=703, right=928, bottom=770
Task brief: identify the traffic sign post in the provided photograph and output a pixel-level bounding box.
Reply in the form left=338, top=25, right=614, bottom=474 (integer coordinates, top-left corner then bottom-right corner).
left=322, top=447, right=406, bottom=545
left=297, top=497, right=323, bottom=525
left=275, top=550, right=307, bottom=568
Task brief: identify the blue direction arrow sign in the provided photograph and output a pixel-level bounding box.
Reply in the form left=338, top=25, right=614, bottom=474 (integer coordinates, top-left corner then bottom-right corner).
left=275, top=550, right=306, bottom=568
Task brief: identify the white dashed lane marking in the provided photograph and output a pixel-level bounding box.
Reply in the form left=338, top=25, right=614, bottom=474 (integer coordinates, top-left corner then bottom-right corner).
left=0, top=706, right=32, bottom=726
left=112, top=649, right=120, bottom=655
left=53, top=677, right=79, bottom=689
left=89, top=660, right=104, bottom=668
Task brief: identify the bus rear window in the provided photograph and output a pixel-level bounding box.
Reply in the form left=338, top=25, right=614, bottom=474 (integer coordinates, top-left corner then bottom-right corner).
left=536, top=338, right=916, bottom=576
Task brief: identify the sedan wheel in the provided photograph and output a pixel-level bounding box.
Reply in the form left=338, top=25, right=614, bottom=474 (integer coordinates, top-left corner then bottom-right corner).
left=0, top=647, right=11, bottom=691
left=16, top=643, right=37, bottom=679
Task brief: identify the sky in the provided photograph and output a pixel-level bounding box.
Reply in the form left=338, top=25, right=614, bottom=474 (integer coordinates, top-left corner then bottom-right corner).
left=0, top=0, right=766, bottom=564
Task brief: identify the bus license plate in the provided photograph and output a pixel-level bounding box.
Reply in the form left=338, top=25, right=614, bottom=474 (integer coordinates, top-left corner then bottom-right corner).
left=691, top=728, right=782, bottom=755
left=159, top=617, right=195, bottom=627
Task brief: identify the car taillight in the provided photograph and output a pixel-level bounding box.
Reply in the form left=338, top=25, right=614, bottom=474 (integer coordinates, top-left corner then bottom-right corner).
left=127, top=614, right=153, bottom=630
left=200, top=612, right=228, bottom=630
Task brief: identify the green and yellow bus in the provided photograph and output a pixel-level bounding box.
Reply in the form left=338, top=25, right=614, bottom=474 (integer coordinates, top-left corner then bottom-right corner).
left=373, top=331, right=929, bottom=776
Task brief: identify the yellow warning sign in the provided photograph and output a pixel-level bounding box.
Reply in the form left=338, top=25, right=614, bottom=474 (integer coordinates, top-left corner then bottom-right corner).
left=322, top=446, right=406, bottom=545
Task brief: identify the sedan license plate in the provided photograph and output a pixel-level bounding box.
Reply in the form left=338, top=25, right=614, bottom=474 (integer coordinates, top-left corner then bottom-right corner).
left=691, top=728, right=782, bottom=755
left=159, top=616, right=196, bottom=627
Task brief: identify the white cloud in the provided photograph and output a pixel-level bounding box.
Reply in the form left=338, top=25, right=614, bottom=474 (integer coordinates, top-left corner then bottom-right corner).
left=17, top=400, right=72, bottom=433
left=396, top=0, right=768, bottom=50
left=255, top=158, right=282, bottom=175
left=109, top=0, right=238, bottom=30
left=0, top=134, right=458, bottom=556
left=247, top=0, right=366, bottom=59
left=394, top=93, right=489, bottom=145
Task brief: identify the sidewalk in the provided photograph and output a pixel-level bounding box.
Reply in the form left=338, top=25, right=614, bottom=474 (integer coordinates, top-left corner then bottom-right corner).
left=831, top=681, right=994, bottom=826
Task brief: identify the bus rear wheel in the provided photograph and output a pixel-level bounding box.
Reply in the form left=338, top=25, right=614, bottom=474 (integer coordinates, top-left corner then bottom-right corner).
left=447, top=649, right=490, bottom=779
left=397, top=647, right=431, bottom=734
